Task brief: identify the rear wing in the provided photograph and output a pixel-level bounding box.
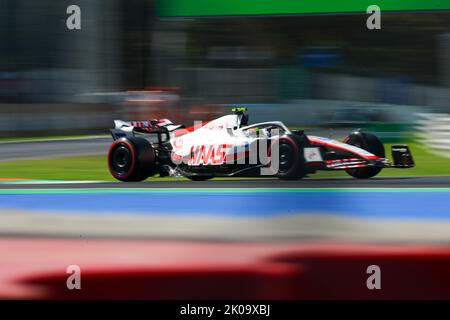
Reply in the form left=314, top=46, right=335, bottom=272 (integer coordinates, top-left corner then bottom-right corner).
left=110, top=120, right=170, bottom=143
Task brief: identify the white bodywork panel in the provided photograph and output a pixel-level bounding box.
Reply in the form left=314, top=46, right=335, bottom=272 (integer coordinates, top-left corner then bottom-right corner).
left=112, top=114, right=378, bottom=167
left=171, top=115, right=256, bottom=165
left=168, top=115, right=288, bottom=165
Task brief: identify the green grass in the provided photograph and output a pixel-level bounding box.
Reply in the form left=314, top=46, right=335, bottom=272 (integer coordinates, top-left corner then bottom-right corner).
left=0, top=156, right=269, bottom=182
left=0, top=155, right=116, bottom=181
left=0, top=142, right=449, bottom=181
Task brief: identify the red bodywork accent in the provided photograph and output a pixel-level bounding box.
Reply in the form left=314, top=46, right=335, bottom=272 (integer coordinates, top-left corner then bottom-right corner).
left=307, top=136, right=379, bottom=160
left=323, top=158, right=368, bottom=169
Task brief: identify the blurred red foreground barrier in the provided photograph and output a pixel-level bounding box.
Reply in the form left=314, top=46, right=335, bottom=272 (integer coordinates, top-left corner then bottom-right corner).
left=1, top=239, right=450, bottom=299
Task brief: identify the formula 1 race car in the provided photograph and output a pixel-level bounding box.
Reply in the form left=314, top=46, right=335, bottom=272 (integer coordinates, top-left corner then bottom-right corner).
left=107, top=108, right=414, bottom=181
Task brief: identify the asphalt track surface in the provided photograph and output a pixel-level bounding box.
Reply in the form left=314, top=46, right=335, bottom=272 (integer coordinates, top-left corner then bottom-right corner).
left=0, top=137, right=110, bottom=161
left=1, top=176, right=450, bottom=189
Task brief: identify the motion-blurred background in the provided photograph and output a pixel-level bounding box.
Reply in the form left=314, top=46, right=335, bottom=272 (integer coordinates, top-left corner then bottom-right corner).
left=0, top=1, right=449, bottom=139
left=1, top=0, right=450, bottom=300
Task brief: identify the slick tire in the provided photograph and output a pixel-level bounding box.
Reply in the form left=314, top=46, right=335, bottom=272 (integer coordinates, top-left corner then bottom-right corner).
left=344, top=132, right=385, bottom=179
left=271, top=135, right=306, bottom=180
left=108, top=137, right=156, bottom=182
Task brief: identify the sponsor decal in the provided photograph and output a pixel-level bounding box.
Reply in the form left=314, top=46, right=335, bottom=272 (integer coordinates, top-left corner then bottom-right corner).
left=304, top=147, right=322, bottom=162
left=189, top=144, right=233, bottom=165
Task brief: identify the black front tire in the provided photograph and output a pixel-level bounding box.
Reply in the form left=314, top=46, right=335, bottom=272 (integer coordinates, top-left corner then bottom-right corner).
left=108, top=137, right=156, bottom=182
left=345, top=132, right=385, bottom=179
left=274, top=135, right=306, bottom=180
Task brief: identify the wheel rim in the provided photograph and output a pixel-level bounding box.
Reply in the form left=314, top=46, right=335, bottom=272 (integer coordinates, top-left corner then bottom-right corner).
left=111, top=145, right=132, bottom=175
left=278, top=141, right=295, bottom=174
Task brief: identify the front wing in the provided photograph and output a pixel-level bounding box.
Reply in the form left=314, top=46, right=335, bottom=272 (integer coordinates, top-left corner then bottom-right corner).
left=305, top=145, right=414, bottom=170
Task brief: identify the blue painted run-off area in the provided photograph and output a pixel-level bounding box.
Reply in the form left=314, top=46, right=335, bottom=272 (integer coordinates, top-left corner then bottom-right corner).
left=1, top=191, right=450, bottom=220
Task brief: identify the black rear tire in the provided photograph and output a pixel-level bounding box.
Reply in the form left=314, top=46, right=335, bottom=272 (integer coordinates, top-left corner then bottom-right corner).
left=108, top=137, right=156, bottom=182
left=344, top=132, right=385, bottom=179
